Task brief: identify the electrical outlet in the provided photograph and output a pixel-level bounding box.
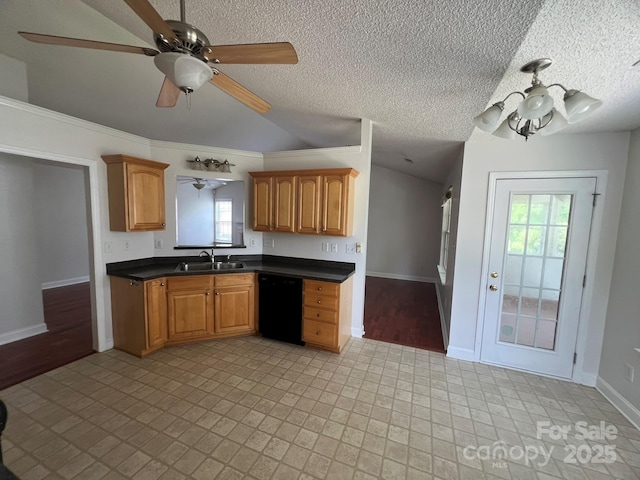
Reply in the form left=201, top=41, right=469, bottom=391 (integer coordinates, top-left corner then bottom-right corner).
left=322, top=242, right=329, bottom=252
left=103, top=241, right=113, bottom=253
left=625, top=363, right=635, bottom=382
left=155, top=238, right=163, bottom=249
left=250, top=238, right=256, bottom=247
left=124, top=241, right=130, bottom=251
left=330, top=243, right=338, bottom=253
left=346, top=244, right=356, bottom=254
left=356, top=242, right=362, bottom=254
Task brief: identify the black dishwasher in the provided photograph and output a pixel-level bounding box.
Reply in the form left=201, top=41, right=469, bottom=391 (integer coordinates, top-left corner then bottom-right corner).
left=258, top=274, right=304, bottom=346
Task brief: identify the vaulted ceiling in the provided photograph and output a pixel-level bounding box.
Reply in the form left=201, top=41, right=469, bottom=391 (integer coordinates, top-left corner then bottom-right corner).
left=1, top=0, right=638, bottom=182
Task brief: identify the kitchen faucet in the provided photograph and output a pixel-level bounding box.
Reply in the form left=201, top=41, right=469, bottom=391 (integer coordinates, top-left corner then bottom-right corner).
left=199, top=249, right=214, bottom=261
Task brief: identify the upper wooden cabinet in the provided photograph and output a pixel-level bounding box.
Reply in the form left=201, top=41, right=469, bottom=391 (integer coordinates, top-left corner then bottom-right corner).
left=102, top=154, right=170, bottom=232
left=251, top=174, right=296, bottom=233
left=250, top=168, right=358, bottom=237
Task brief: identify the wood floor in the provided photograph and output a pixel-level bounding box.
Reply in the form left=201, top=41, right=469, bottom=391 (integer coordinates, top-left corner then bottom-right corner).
left=363, top=276, right=445, bottom=353
left=0, top=282, right=94, bottom=391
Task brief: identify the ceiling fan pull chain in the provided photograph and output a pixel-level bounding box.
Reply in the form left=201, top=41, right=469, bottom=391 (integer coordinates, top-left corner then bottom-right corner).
left=185, top=91, right=192, bottom=110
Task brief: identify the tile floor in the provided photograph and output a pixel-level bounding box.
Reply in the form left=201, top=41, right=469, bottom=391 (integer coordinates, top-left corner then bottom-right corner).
left=1, top=336, right=639, bottom=480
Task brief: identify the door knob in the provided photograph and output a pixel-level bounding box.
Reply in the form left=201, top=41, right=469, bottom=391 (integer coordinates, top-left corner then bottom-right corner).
left=489, top=284, right=498, bottom=291
left=490, top=272, right=499, bottom=278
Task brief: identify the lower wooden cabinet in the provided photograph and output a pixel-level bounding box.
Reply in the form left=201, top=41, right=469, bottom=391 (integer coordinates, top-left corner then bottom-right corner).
left=110, top=273, right=257, bottom=357
left=302, top=277, right=353, bottom=353
left=110, top=276, right=168, bottom=357
left=166, top=275, right=214, bottom=342
left=214, top=274, right=255, bottom=335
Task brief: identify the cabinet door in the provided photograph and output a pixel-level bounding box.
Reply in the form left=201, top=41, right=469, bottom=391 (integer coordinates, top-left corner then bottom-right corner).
left=167, top=277, right=214, bottom=340
left=145, top=278, right=167, bottom=349
left=273, top=176, right=296, bottom=233
left=214, top=284, right=255, bottom=334
left=253, top=177, right=272, bottom=231
left=126, top=163, right=166, bottom=231
left=322, top=174, right=348, bottom=236
left=297, top=175, right=322, bottom=234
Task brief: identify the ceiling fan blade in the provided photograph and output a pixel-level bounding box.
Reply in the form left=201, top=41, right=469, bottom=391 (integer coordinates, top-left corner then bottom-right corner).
left=156, top=77, right=181, bottom=108
left=210, top=71, right=271, bottom=114
left=205, top=42, right=298, bottom=64
left=18, top=32, right=158, bottom=56
left=123, top=0, right=178, bottom=44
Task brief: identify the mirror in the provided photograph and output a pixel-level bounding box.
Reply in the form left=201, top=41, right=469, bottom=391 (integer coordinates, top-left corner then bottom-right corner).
left=176, top=176, right=245, bottom=247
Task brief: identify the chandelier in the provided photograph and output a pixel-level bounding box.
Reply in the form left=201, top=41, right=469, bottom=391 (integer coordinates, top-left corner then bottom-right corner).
left=473, top=58, right=602, bottom=140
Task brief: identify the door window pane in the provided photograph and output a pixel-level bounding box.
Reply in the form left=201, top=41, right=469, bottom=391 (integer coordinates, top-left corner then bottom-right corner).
left=498, top=192, right=573, bottom=351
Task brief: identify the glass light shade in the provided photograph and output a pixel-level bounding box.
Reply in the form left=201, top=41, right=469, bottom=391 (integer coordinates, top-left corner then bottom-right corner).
left=539, top=109, right=569, bottom=136
left=154, top=52, right=213, bottom=92
left=473, top=102, right=504, bottom=132
left=563, top=89, right=602, bottom=123
left=492, top=116, right=517, bottom=139
left=517, top=86, right=554, bottom=119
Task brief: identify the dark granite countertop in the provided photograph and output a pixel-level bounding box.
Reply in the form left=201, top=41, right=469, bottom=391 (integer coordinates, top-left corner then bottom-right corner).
left=106, top=255, right=356, bottom=283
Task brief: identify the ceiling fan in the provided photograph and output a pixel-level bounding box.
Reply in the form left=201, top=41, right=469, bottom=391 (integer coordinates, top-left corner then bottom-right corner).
left=17, top=0, right=298, bottom=113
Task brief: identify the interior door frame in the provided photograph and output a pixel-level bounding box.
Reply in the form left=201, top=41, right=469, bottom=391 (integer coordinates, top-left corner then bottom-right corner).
left=474, top=170, right=608, bottom=384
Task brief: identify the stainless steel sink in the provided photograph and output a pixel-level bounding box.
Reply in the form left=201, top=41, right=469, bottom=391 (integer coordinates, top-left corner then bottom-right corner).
left=175, top=261, right=245, bottom=272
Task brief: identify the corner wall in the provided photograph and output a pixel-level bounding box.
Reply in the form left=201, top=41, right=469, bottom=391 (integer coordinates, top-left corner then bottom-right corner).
left=366, top=165, right=442, bottom=282
left=597, top=127, right=640, bottom=427
left=449, top=132, right=629, bottom=385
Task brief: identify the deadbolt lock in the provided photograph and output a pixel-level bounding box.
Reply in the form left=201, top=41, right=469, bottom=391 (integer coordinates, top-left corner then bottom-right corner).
left=490, top=272, right=499, bottom=278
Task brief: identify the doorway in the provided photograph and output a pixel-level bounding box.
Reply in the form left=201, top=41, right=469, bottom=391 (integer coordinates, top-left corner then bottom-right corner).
left=479, top=176, right=596, bottom=378
left=0, top=154, right=94, bottom=389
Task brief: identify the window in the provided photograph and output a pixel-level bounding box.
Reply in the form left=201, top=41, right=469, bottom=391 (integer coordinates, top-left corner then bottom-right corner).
left=438, top=188, right=453, bottom=283
left=214, top=199, right=233, bottom=244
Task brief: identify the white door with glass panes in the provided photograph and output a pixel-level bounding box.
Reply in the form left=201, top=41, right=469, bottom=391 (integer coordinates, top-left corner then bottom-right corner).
left=480, top=177, right=596, bottom=378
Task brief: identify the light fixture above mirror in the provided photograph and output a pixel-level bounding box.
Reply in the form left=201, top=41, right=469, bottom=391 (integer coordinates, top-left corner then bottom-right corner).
left=473, top=58, right=602, bottom=141
left=187, top=156, right=236, bottom=173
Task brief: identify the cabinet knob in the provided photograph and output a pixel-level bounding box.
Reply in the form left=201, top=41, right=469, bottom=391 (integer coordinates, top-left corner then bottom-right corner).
left=317, top=287, right=322, bottom=291
left=215, top=291, right=220, bottom=295
left=317, top=300, right=321, bottom=304
left=160, top=283, right=165, bottom=287
left=162, top=223, right=166, bottom=226
left=206, top=292, right=210, bottom=296
left=316, top=331, right=320, bottom=335
left=129, top=280, right=140, bottom=286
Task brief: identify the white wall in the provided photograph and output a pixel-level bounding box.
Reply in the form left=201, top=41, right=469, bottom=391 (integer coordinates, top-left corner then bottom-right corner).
left=0, top=153, right=46, bottom=343
left=366, top=165, right=442, bottom=282
left=449, top=132, right=629, bottom=385
left=177, top=181, right=216, bottom=245
left=435, top=149, right=464, bottom=348
left=262, top=121, right=373, bottom=336
left=597, top=127, right=640, bottom=425
left=34, top=161, right=90, bottom=287
left=0, top=53, right=28, bottom=102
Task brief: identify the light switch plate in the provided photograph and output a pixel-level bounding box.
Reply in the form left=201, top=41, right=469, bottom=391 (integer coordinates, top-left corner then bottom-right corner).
left=346, top=244, right=356, bottom=254
left=322, top=242, right=329, bottom=252
left=330, top=243, right=338, bottom=253
left=263, top=237, right=274, bottom=248
left=154, top=238, right=163, bottom=249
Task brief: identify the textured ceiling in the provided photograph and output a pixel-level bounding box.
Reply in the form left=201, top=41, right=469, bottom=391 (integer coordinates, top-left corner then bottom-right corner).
left=1, top=0, right=638, bottom=182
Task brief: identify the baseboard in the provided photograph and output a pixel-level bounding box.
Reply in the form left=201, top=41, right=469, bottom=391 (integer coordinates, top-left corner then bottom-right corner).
left=0, top=323, right=48, bottom=346
left=446, top=346, right=475, bottom=362
left=366, top=271, right=435, bottom=283
left=435, top=285, right=449, bottom=349
left=351, top=326, right=364, bottom=338
left=42, top=275, right=90, bottom=290
left=574, top=371, right=597, bottom=387
left=596, top=376, right=640, bottom=431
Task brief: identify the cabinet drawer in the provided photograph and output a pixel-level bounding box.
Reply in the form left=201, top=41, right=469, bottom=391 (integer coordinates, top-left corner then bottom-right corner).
left=167, top=275, right=213, bottom=292
left=304, top=293, right=338, bottom=311
left=215, top=273, right=255, bottom=287
left=304, top=280, right=339, bottom=297
left=303, top=319, right=337, bottom=347
left=304, top=306, right=338, bottom=325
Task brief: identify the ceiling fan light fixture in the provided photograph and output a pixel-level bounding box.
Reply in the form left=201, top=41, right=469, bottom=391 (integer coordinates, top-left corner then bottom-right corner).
left=539, top=108, right=569, bottom=136
left=492, top=113, right=518, bottom=140
left=154, top=52, right=212, bottom=92
left=563, top=89, right=602, bottom=123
